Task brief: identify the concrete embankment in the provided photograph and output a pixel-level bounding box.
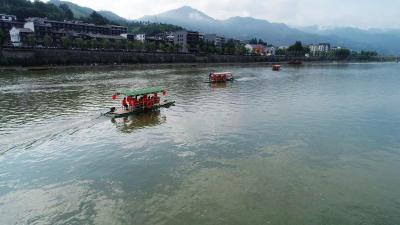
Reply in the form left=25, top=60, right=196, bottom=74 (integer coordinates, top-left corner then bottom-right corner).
left=0, top=48, right=395, bottom=68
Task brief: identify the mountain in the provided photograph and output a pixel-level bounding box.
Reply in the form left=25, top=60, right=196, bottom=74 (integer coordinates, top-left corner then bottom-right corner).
left=140, top=6, right=339, bottom=46
left=48, top=0, right=127, bottom=22
left=140, top=6, right=399, bottom=55
left=298, top=26, right=400, bottom=55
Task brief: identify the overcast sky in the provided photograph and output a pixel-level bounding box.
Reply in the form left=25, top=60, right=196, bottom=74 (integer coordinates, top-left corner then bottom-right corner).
left=44, top=0, right=400, bottom=29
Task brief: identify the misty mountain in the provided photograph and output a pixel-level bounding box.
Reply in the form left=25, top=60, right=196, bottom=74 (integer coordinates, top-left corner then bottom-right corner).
left=140, top=6, right=399, bottom=55
left=298, top=26, right=400, bottom=55
left=48, top=0, right=127, bottom=22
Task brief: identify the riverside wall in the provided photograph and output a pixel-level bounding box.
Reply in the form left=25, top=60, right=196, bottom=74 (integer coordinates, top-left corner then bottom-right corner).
left=0, top=47, right=395, bottom=67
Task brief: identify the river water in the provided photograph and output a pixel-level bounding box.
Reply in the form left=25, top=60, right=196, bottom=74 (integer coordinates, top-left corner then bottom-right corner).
left=0, top=63, right=399, bottom=225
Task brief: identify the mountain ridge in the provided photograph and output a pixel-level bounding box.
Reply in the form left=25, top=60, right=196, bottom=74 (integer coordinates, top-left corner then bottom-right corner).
left=140, top=6, right=399, bottom=55
left=48, top=0, right=127, bottom=22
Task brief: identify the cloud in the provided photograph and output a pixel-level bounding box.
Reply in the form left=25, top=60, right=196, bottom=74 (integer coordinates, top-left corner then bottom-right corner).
left=45, top=0, right=400, bottom=28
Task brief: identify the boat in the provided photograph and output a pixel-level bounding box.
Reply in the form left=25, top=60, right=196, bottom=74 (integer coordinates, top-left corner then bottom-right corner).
left=272, top=65, right=281, bottom=71
left=103, top=86, right=175, bottom=118
left=206, top=72, right=234, bottom=83
left=288, top=60, right=303, bottom=65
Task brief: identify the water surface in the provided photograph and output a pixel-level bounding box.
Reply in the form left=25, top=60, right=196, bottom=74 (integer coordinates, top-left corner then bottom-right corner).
left=1, top=63, right=400, bottom=225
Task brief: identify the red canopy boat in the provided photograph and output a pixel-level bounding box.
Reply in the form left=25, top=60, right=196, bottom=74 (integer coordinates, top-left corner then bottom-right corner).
left=207, top=72, right=234, bottom=83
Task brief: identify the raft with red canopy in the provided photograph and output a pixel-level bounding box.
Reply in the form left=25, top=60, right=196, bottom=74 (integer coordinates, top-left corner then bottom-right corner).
left=104, top=86, right=175, bottom=117
left=207, top=72, right=234, bottom=83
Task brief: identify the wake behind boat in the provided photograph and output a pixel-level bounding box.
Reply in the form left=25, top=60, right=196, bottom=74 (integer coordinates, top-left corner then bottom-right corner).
left=103, top=86, right=175, bottom=118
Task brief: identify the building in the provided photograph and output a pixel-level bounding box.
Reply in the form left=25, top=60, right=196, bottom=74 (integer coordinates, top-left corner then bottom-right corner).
left=0, top=14, right=24, bottom=43
left=186, top=31, right=199, bottom=53
left=245, top=44, right=266, bottom=55
left=134, top=34, right=146, bottom=43
left=265, top=45, right=276, bottom=56
left=174, top=30, right=186, bottom=52
left=174, top=30, right=199, bottom=53
left=9, top=27, right=34, bottom=47
left=24, top=17, right=127, bottom=36
left=204, top=34, right=225, bottom=49
left=0, top=14, right=17, bottom=22
left=309, top=43, right=331, bottom=55
left=154, top=32, right=174, bottom=43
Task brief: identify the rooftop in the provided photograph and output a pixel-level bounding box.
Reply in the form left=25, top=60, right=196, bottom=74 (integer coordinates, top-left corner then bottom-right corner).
left=117, top=87, right=165, bottom=96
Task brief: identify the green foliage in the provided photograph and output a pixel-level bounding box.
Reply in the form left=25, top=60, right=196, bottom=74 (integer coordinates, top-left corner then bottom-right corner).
left=276, top=49, right=287, bottom=56
left=360, top=51, right=378, bottom=57
left=82, top=11, right=111, bottom=25
left=26, top=34, right=36, bottom=46
left=0, top=29, right=5, bottom=46
left=288, top=41, right=306, bottom=56
left=43, top=35, right=53, bottom=47
left=101, top=39, right=110, bottom=49
left=333, top=48, right=351, bottom=59
left=145, top=42, right=157, bottom=52
left=0, top=0, right=112, bottom=25
left=61, top=36, right=71, bottom=49
left=126, top=21, right=182, bottom=36
left=0, top=0, right=73, bottom=21
left=249, top=38, right=266, bottom=45
left=74, top=38, right=85, bottom=49
left=59, top=4, right=74, bottom=20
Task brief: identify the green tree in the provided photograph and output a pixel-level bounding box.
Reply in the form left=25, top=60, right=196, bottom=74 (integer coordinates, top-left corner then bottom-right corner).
left=120, top=39, right=128, bottom=50
left=288, top=41, right=305, bottom=56
left=61, top=36, right=71, bottom=49
left=74, top=38, right=85, bottom=49
left=59, top=4, right=74, bottom=20
left=85, top=11, right=110, bottom=25
left=0, top=29, right=5, bottom=46
left=43, top=35, right=53, bottom=47
left=26, top=34, right=36, bottom=47
left=333, top=48, right=350, bottom=59
left=101, top=39, right=110, bottom=49
left=89, top=39, right=98, bottom=49
left=145, top=42, right=156, bottom=52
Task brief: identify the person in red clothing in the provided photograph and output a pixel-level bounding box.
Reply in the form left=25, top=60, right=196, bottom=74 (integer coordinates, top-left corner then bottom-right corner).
left=121, top=97, right=128, bottom=110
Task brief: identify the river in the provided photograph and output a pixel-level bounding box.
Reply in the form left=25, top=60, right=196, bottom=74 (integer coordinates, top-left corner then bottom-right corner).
left=0, top=63, right=400, bottom=224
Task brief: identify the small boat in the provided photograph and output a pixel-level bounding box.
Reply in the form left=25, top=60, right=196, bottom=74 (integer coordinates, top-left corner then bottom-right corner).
left=103, top=86, right=175, bottom=118
left=206, top=72, right=234, bottom=83
left=288, top=60, right=303, bottom=65
left=272, top=65, right=281, bottom=71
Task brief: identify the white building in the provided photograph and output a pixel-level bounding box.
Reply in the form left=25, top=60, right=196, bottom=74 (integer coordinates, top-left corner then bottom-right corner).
left=204, top=34, right=225, bottom=49
left=174, top=30, right=188, bottom=53
left=266, top=45, right=276, bottom=56
left=134, top=34, right=146, bottom=43
left=9, top=27, right=33, bottom=47
left=0, top=14, right=17, bottom=22
left=309, top=43, right=331, bottom=55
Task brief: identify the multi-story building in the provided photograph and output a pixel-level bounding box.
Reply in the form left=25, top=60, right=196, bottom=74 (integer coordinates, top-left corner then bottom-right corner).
left=204, top=34, right=225, bottom=49
left=174, top=30, right=199, bottom=53
left=154, top=31, right=174, bottom=43
left=9, top=17, right=128, bottom=46
left=309, top=43, right=331, bottom=55
left=134, top=34, right=146, bottom=43
left=186, top=31, right=199, bottom=53
left=0, top=14, right=23, bottom=42
left=9, top=27, right=34, bottom=47
left=0, top=14, right=17, bottom=22
left=245, top=44, right=266, bottom=55
left=24, top=17, right=127, bottom=37
left=265, top=45, right=276, bottom=56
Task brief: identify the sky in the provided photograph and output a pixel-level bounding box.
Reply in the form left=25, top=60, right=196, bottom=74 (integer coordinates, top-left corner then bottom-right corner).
left=44, top=0, right=400, bottom=29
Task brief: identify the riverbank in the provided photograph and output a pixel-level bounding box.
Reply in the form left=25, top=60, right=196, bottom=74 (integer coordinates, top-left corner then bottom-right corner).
left=0, top=47, right=396, bottom=71
left=1, top=60, right=398, bottom=72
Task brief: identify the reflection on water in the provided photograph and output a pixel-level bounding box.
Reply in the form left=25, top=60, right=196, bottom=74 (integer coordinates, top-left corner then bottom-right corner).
left=0, top=63, right=400, bottom=225
left=209, top=82, right=227, bottom=89
left=111, top=111, right=167, bottom=133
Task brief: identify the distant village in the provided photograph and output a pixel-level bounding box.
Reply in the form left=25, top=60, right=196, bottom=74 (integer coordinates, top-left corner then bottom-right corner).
left=1, top=13, right=371, bottom=58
